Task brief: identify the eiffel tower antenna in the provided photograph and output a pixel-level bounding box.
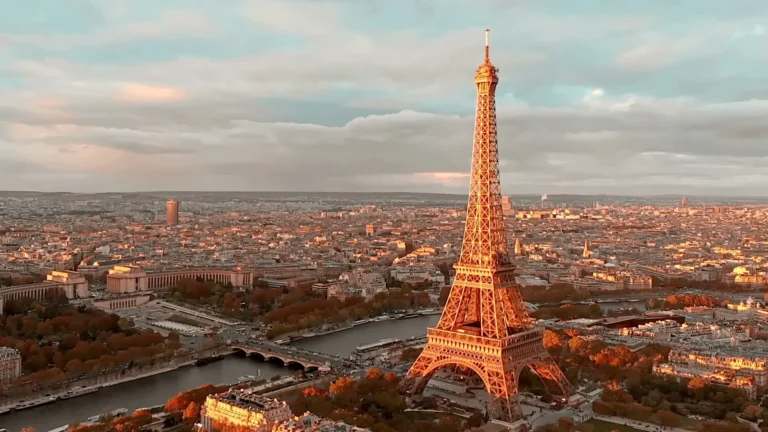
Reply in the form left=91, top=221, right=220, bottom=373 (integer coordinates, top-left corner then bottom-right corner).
left=398, top=29, right=572, bottom=423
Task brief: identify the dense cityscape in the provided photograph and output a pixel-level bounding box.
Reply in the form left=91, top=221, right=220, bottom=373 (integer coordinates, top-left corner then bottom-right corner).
left=0, top=188, right=768, bottom=432
left=3, top=2, right=767, bottom=432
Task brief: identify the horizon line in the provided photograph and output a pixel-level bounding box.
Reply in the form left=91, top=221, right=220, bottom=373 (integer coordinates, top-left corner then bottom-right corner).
left=0, top=190, right=766, bottom=198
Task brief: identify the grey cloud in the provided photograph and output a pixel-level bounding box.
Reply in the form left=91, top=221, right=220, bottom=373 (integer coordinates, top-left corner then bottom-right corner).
left=2, top=7, right=768, bottom=194
left=5, top=87, right=768, bottom=194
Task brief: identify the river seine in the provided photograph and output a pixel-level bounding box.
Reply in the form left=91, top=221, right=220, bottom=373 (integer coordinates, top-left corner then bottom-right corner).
left=2, top=302, right=646, bottom=431
left=1, top=315, right=440, bottom=432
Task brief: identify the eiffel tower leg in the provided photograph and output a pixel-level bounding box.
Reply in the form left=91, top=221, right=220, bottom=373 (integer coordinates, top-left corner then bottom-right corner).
left=485, top=366, right=523, bottom=422
left=398, top=345, right=440, bottom=395
left=528, top=353, right=572, bottom=401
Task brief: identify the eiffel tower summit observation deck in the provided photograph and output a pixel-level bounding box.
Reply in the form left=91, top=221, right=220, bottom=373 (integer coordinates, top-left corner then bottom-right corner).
left=398, top=30, right=573, bottom=424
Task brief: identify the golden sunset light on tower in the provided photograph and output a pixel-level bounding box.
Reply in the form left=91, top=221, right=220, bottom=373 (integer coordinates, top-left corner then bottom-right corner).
left=398, top=30, right=572, bottom=423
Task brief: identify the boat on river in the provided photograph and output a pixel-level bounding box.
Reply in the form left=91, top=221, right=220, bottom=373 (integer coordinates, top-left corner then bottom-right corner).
left=15, top=396, right=57, bottom=411
left=237, top=375, right=256, bottom=383
left=60, top=386, right=99, bottom=400
left=355, top=338, right=402, bottom=353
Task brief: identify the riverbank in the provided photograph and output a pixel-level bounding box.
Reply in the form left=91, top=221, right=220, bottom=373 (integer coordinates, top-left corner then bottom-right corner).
left=287, top=309, right=442, bottom=343
left=3, top=315, right=435, bottom=431
left=533, top=298, right=648, bottom=308
left=0, top=359, right=199, bottom=413
left=0, top=348, right=226, bottom=415
left=1, top=356, right=287, bottom=432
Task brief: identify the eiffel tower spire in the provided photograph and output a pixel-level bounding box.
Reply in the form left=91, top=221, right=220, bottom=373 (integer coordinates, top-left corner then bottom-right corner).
left=399, top=30, right=572, bottom=423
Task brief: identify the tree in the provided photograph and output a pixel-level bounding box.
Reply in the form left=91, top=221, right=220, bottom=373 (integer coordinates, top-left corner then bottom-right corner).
left=365, top=367, right=384, bottom=380
left=438, top=286, right=451, bottom=305
left=658, top=410, right=680, bottom=427
left=557, top=417, right=574, bottom=430
left=688, top=377, right=707, bottom=392
left=592, top=400, right=614, bottom=416
left=743, top=404, right=763, bottom=421
left=183, top=402, right=201, bottom=422
left=467, top=411, right=484, bottom=428
left=302, top=387, right=326, bottom=397
left=165, top=384, right=226, bottom=412
left=544, top=330, right=563, bottom=350
left=329, top=376, right=356, bottom=396
left=384, top=372, right=399, bottom=383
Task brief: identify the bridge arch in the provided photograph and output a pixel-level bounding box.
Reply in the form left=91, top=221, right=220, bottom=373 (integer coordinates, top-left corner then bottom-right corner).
left=249, top=352, right=266, bottom=361
left=285, top=360, right=308, bottom=370
left=264, top=355, right=286, bottom=365
left=230, top=345, right=323, bottom=372
left=231, top=347, right=248, bottom=356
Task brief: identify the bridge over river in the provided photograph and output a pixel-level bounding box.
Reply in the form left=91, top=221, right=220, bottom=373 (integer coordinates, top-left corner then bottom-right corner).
left=230, top=340, right=356, bottom=370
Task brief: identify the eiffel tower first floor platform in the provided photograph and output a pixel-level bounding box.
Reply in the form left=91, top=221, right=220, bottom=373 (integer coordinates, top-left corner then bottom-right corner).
left=398, top=325, right=572, bottom=423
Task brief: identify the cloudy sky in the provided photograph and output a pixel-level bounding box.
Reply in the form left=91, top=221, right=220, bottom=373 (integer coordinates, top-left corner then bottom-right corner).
left=2, top=0, right=768, bottom=195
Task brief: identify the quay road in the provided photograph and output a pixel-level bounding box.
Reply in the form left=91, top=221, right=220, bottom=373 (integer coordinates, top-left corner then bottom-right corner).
left=537, top=290, right=766, bottom=307
left=230, top=340, right=357, bottom=370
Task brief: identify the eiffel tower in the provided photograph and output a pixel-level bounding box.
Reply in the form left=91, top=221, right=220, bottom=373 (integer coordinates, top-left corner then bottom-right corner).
left=398, top=30, right=572, bottom=423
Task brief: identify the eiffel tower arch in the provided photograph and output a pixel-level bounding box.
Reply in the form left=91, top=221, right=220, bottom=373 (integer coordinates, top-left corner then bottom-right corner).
left=398, top=30, right=572, bottom=424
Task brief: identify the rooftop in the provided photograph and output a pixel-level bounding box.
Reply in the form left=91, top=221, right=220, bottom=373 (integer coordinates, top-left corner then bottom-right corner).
left=209, top=389, right=288, bottom=412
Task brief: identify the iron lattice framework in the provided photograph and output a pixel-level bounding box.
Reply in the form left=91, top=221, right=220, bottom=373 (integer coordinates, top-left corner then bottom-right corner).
left=399, top=30, right=572, bottom=423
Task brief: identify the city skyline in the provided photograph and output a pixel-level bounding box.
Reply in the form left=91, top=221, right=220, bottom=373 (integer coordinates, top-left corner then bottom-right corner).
left=2, top=1, right=768, bottom=194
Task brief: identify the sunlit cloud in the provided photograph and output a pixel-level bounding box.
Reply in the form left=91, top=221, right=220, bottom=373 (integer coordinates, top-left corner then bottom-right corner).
left=0, top=1, right=767, bottom=193
left=8, top=123, right=84, bottom=141
left=415, top=172, right=471, bottom=184
left=117, top=84, right=188, bottom=102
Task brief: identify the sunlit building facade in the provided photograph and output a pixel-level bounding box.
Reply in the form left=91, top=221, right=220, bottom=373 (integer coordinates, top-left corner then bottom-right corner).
left=654, top=348, right=768, bottom=398
left=201, top=390, right=292, bottom=432
left=167, top=199, right=180, bottom=225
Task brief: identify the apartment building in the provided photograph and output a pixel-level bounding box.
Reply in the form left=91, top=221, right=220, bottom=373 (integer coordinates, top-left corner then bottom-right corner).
left=200, top=390, right=292, bottom=432
left=0, top=347, right=21, bottom=382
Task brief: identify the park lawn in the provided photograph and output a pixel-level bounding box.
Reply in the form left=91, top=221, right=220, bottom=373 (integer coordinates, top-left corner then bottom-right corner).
left=583, top=419, right=644, bottom=432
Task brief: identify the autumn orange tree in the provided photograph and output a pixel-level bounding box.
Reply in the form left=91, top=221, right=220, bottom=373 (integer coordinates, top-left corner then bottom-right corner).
left=329, top=376, right=357, bottom=405
left=67, top=408, right=153, bottom=432
left=302, top=387, right=327, bottom=397
left=663, top=294, right=721, bottom=309
left=291, top=372, right=449, bottom=432
left=365, top=367, right=384, bottom=380
left=543, top=329, right=563, bottom=350
left=0, top=302, right=176, bottom=393
left=165, top=384, right=227, bottom=412
left=183, top=401, right=201, bottom=422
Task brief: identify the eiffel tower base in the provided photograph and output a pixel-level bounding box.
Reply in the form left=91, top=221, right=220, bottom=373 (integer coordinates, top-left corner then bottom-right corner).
left=398, top=327, right=571, bottom=423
